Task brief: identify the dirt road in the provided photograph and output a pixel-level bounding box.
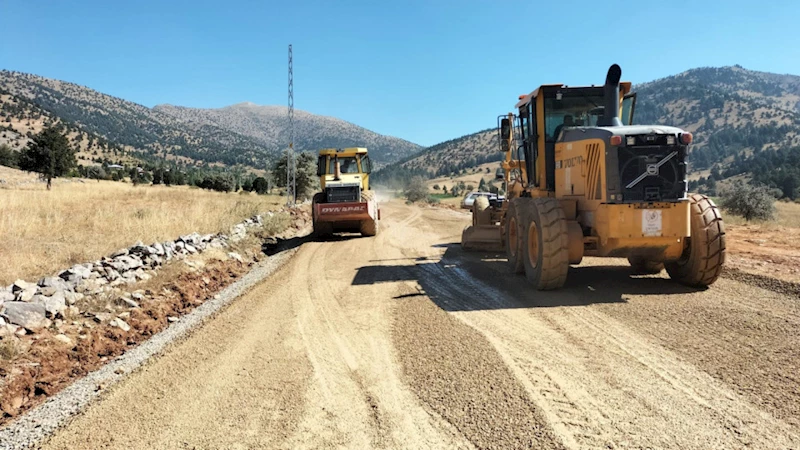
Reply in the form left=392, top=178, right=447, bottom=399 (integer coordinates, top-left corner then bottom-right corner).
left=42, top=200, right=800, bottom=449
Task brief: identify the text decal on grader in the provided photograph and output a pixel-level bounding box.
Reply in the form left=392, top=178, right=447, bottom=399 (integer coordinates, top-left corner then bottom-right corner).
left=319, top=204, right=368, bottom=215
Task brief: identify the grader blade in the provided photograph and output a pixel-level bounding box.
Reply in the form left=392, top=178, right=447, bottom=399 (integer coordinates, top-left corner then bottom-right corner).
left=460, top=224, right=503, bottom=252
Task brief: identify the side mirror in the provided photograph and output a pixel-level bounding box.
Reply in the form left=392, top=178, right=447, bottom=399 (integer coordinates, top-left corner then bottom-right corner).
left=500, top=118, right=511, bottom=153
left=316, top=156, right=326, bottom=176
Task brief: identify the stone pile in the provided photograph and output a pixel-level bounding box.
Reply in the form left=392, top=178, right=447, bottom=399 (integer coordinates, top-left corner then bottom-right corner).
left=0, top=214, right=269, bottom=335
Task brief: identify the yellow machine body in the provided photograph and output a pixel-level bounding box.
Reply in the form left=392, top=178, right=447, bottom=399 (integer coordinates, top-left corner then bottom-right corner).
left=317, top=147, right=371, bottom=191
left=461, top=64, right=725, bottom=289
left=313, top=147, right=380, bottom=237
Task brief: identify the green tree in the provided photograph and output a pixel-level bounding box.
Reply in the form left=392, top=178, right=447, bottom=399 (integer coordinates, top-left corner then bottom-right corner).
left=478, top=178, right=487, bottom=192
left=152, top=167, right=164, bottom=185
left=0, top=144, right=17, bottom=168
left=252, top=177, right=269, bottom=194
left=404, top=176, right=429, bottom=202
left=272, top=151, right=318, bottom=199
left=18, top=126, right=76, bottom=190
left=721, top=181, right=776, bottom=222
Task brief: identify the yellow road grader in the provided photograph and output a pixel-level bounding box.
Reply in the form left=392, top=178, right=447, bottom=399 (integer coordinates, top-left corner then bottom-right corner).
left=461, top=64, right=726, bottom=290
left=312, top=147, right=380, bottom=237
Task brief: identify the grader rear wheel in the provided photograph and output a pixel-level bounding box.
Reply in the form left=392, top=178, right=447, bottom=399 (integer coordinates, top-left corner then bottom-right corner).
left=666, top=194, right=726, bottom=287
left=520, top=198, right=569, bottom=290
left=505, top=200, right=525, bottom=274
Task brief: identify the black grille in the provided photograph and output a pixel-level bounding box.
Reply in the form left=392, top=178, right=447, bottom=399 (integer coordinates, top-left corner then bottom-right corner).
left=618, top=145, right=686, bottom=202
left=326, top=185, right=360, bottom=203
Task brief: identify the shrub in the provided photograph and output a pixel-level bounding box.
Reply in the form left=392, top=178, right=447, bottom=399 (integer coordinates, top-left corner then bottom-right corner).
left=404, top=176, right=429, bottom=202
left=0, top=144, right=17, bottom=168
left=720, top=181, right=776, bottom=221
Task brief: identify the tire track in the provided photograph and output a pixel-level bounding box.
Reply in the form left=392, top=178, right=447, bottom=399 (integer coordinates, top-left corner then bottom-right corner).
left=414, top=254, right=800, bottom=449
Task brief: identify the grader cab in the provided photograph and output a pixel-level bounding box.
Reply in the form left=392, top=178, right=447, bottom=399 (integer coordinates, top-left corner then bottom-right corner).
left=312, top=147, right=380, bottom=237
left=461, top=64, right=726, bottom=290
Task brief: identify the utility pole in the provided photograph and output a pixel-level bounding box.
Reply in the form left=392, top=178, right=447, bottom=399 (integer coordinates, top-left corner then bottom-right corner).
left=286, top=44, right=296, bottom=206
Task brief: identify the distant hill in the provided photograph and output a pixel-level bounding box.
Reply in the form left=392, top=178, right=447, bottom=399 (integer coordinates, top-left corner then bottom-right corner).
left=153, top=103, right=421, bottom=167
left=0, top=70, right=421, bottom=169
left=372, top=129, right=500, bottom=187
left=634, top=65, right=800, bottom=169
left=376, top=65, right=800, bottom=199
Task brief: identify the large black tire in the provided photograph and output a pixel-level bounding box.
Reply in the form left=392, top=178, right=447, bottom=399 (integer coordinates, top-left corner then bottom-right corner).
left=360, top=190, right=379, bottom=237
left=666, top=194, right=726, bottom=287
left=520, top=198, right=569, bottom=290
left=312, top=193, right=333, bottom=238
left=360, top=219, right=378, bottom=236
left=473, top=196, right=492, bottom=226
left=505, top=199, right=525, bottom=274
left=628, top=257, right=665, bottom=275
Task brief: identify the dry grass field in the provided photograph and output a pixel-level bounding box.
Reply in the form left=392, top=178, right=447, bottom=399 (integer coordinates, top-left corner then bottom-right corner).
left=0, top=167, right=284, bottom=285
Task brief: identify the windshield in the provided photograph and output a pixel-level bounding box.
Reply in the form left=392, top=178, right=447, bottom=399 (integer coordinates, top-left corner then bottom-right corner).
left=544, top=95, right=605, bottom=140
left=327, top=156, right=360, bottom=174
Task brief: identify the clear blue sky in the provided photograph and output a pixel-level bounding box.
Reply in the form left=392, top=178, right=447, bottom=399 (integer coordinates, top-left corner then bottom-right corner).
left=2, top=0, right=799, bottom=146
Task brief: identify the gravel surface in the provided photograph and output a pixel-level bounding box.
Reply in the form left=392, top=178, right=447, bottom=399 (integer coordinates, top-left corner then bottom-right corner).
left=0, top=248, right=298, bottom=450
left=4, top=200, right=799, bottom=449
left=722, top=266, right=800, bottom=298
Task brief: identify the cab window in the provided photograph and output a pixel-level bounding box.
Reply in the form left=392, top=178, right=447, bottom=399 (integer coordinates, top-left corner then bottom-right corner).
left=360, top=155, right=372, bottom=174
left=327, top=156, right=359, bottom=174
left=622, top=93, right=636, bottom=125
left=544, top=94, right=604, bottom=140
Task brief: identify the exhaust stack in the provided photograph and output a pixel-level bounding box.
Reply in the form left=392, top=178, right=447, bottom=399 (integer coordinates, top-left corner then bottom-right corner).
left=599, top=64, right=622, bottom=127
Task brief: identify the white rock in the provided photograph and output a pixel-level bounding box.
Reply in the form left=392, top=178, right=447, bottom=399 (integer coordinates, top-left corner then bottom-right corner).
left=12, top=279, right=36, bottom=293
left=39, top=277, right=70, bottom=290
left=54, top=334, right=73, bottom=346
left=64, top=291, right=83, bottom=305
left=1, top=302, right=48, bottom=330
left=0, top=291, right=15, bottom=303
left=109, top=318, right=131, bottom=332
left=119, top=297, right=139, bottom=308
left=34, top=291, right=67, bottom=318
left=16, top=287, right=37, bottom=302
left=94, top=312, right=112, bottom=323
left=167, top=316, right=179, bottom=323
left=185, top=244, right=197, bottom=253
left=38, top=286, right=58, bottom=296
left=228, top=252, right=244, bottom=263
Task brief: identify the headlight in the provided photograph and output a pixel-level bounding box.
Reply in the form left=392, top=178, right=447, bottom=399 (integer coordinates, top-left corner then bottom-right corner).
left=666, top=135, right=676, bottom=145
left=626, top=136, right=636, bottom=146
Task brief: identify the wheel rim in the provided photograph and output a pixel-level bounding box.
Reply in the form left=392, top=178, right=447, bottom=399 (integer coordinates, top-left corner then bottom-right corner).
left=508, top=216, right=518, bottom=258
left=528, top=221, right=539, bottom=269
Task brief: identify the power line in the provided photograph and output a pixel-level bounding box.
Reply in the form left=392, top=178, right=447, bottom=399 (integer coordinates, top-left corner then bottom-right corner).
left=286, top=44, right=296, bottom=206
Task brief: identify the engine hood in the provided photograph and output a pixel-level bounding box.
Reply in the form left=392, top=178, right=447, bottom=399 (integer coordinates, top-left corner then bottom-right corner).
left=602, top=125, right=686, bottom=136
left=324, top=174, right=363, bottom=188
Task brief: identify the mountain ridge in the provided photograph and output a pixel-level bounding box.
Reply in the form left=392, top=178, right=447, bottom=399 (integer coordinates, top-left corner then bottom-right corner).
left=0, top=70, right=421, bottom=169
left=375, top=65, right=800, bottom=198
